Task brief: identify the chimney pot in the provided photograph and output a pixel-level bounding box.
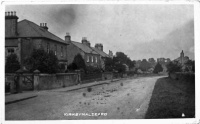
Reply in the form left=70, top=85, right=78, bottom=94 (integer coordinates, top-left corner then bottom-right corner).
left=11, top=11, right=13, bottom=16
left=5, top=12, right=7, bottom=16
left=14, top=11, right=16, bottom=16
left=8, top=12, right=10, bottom=16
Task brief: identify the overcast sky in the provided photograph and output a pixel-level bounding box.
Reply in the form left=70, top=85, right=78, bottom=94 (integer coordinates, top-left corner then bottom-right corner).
left=6, top=4, right=194, bottom=60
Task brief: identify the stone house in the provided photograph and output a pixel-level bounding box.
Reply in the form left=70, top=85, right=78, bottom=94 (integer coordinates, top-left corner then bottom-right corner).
left=5, top=11, right=68, bottom=70
left=91, top=43, right=110, bottom=70
left=65, top=34, right=101, bottom=68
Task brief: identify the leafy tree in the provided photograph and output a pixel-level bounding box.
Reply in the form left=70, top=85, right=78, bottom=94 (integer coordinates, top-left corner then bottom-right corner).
left=185, top=60, right=195, bottom=72
left=139, top=59, right=151, bottom=71
left=114, top=63, right=126, bottom=73
left=166, top=62, right=182, bottom=73
left=24, top=49, right=59, bottom=73
left=104, top=57, right=114, bottom=72
left=5, top=54, right=20, bottom=73
left=153, top=62, right=163, bottom=73
left=72, top=54, right=86, bottom=71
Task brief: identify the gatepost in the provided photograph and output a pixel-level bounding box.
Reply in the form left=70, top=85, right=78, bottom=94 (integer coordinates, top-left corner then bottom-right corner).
left=33, top=70, right=40, bottom=91
left=15, top=68, right=24, bottom=93
left=75, top=70, right=82, bottom=84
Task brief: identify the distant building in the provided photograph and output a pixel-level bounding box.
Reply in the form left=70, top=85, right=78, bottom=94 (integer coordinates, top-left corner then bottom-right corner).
left=5, top=11, right=68, bottom=70
left=174, top=50, right=189, bottom=65
left=108, top=50, right=113, bottom=58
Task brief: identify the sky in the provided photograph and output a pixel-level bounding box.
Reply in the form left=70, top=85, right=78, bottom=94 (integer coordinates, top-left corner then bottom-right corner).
left=5, top=4, right=194, bottom=61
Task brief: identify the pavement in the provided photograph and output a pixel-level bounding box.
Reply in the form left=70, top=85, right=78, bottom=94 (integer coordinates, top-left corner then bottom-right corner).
left=5, top=78, right=120, bottom=105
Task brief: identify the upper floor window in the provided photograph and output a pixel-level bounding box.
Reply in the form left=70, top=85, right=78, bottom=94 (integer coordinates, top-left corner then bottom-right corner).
left=61, top=46, right=63, bottom=57
left=54, top=45, right=57, bottom=56
left=7, top=48, right=14, bottom=55
left=95, top=56, right=98, bottom=63
left=47, top=43, right=50, bottom=53
left=87, top=55, right=90, bottom=62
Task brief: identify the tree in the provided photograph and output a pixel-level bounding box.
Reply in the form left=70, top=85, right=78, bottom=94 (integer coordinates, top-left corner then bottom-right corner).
left=185, top=60, right=195, bottom=72
left=104, top=57, right=114, bottom=72
left=166, top=62, right=182, bottom=73
left=72, top=54, right=86, bottom=71
left=139, top=59, right=151, bottom=72
left=24, top=49, right=59, bottom=73
left=153, top=62, right=163, bottom=73
left=5, top=54, right=20, bottom=73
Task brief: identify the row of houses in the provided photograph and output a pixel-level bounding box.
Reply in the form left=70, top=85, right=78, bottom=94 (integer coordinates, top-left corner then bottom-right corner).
left=5, top=11, right=114, bottom=71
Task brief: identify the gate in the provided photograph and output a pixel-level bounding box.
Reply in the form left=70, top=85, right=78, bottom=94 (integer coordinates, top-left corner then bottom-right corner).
left=22, top=74, right=34, bottom=91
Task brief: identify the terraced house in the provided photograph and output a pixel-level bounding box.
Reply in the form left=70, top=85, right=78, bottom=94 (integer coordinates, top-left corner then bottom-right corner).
left=5, top=11, right=68, bottom=70
left=65, top=34, right=101, bottom=68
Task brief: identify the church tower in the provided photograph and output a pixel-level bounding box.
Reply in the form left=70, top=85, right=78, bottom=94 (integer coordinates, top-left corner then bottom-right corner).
left=180, top=50, right=184, bottom=65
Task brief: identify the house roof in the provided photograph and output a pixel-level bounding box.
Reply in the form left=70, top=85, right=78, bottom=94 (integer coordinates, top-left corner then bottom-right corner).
left=71, top=41, right=99, bottom=55
left=91, top=47, right=109, bottom=57
left=6, top=19, right=67, bottom=44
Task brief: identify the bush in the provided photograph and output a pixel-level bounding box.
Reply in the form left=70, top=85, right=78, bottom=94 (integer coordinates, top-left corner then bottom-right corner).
left=166, top=62, right=182, bottom=73
left=67, top=63, right=78, bottom=71
left=24, top=49, right=59, bottom=73
left=73, top=54, right=86, bottom=71
left=85, top=66, right=102, bottom=74
left=5, top=54, right=20, bottom=73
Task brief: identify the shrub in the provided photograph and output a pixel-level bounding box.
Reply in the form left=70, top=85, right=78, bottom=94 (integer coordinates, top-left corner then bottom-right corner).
left=24, top=49, right=59, bottom=73
left=5, top=54, right=20, bottom=73
left=166, top=62, right=182, bottom=73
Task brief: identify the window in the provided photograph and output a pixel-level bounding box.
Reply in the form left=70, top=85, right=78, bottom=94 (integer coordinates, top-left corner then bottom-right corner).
left=61, top=46, right=63, bottom=57
left=47, top=43, right=50, bottom=53
left=91, top=56, right=93, bottom=63
left=7, top=48, right=14, bottom=55
left=95, top=56, right=98, bottom=63
left=87, top=55, right=90, bottom=62
left=54, top=45, right=57, bottom=56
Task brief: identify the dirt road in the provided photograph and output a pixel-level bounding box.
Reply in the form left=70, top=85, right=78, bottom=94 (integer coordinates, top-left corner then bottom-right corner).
left=5, top=76, right=166, bottom=120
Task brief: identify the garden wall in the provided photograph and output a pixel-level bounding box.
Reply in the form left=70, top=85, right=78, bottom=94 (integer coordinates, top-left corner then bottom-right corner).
left=37, top=73, right=79, bottom=90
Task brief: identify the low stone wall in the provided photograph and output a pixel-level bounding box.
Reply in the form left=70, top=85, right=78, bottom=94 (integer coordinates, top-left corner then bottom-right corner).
left=37, top=73, right=79, bottom=90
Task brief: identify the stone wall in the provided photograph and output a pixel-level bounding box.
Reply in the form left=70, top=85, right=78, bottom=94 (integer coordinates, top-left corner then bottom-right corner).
left=37, top=73, right=79, bottom=90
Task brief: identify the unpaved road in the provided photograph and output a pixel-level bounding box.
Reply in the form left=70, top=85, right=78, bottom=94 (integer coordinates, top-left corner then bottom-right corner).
left=5, top=76, right=166, bottom=120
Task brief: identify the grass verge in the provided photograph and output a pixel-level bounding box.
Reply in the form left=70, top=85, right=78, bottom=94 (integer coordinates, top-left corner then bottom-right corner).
left=145, top=77, right=195, bottom=118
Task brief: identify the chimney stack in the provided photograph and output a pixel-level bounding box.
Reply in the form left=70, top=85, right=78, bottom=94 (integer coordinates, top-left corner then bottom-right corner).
left=5, top=11, right=19, bottom=36
left=40, top=22, right=48, bottom=31
left=82, top=37, right=91, bottom=47
left=95, top=43, right=103, bottom=51
left=65, top=32, right=71, bottom=43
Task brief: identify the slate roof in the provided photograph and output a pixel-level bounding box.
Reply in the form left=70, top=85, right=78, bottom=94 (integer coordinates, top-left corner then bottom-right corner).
left=91, top=47, right=109, bottom=57
left=6, top=19, right=66, bottom=44
left=71, top=41, right=99, bottom=54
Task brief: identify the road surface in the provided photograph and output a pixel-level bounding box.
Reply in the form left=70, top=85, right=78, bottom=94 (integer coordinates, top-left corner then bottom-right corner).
left=5, top=76, right=166, bottom=120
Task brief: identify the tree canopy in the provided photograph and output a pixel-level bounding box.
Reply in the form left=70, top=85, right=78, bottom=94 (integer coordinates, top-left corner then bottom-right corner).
left=24, top=49, right=59, bottom=73
left=153, top=62, right=163, bottom=73
left=5, top=54, right=20, bottom=73
left=166, top=62, right=182, bottom=73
